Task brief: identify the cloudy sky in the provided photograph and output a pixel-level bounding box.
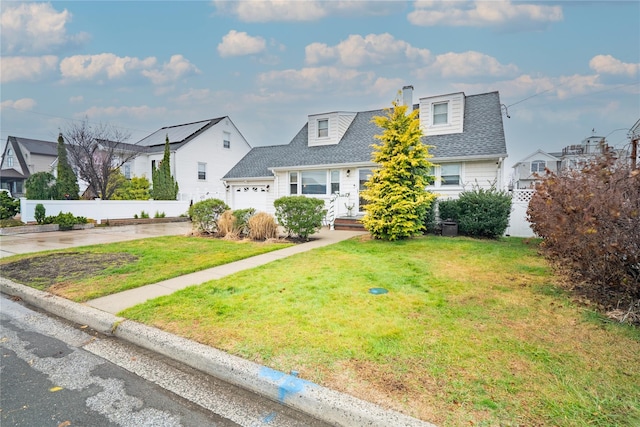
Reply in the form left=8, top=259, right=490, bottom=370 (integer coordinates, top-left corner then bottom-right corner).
left=1, top=0, right=639, bottom=175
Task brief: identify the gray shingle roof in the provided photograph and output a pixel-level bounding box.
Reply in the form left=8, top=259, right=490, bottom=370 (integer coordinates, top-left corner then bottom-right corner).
left=224, top=91, right=507, bottom=179
left=14, top=137, right=58, bottom=156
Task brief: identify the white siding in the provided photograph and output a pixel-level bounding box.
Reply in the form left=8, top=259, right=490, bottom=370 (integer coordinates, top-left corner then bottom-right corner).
left=419, top=92, right=464, bottom=136
left=134, top=119, right=251, bottom=203
left=307, top=112, right=356, bottom=147
left=464, top=160, right=500, bottom=188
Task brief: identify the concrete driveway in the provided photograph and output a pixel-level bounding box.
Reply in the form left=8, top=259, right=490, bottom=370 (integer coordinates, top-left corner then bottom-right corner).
left=0, top=222, right=193, bottom=258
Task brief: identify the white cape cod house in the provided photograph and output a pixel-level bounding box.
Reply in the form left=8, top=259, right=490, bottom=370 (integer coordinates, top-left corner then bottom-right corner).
left=222, top=86, right=508, bottom=217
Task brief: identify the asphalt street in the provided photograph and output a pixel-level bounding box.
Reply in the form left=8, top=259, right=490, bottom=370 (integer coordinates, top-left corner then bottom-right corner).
left=0, top=295, right=331, bottom=427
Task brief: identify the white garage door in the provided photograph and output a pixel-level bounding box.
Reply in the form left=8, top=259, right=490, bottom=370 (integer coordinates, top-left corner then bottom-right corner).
left=232, top=186, right=268, bottom=212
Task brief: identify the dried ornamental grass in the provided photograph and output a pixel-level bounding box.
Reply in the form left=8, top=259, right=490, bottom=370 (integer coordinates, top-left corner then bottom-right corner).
left=248, top=212, right=279, bottom=241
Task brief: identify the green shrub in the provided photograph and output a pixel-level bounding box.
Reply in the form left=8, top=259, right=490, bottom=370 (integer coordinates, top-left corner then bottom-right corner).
left=154, top=211, right=166, bottom=218
left=25, top=171, right=56, bottom=199
left=0, top=218, right=25, bottom=227
left=188, top=198, right=229, bottom=234
left=423, top=192, right=438, bottom=234
left=232, top=208, right=255, bottom=235
left=0, top=191, right=20, bottom=220
left=140, top=210, right=149, bottom=219
left=44, top=211, right=88, bottom=231
left=274, top=196, right=326, bottom=241
left=438, top=186, right=511, bottom=239
left=437, top=199, right=460, bottom=222
left=34, top=203, right=46, bottom=224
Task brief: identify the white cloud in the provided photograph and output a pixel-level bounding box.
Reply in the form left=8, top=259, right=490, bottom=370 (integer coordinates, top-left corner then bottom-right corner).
left=213, top=0, right=327, bottom=22
left=217, top=30, right=267, bottom=57
left=555, top=74, right=601, bottom=100
left=589, top=55, right=639, bottom=77
left=60, top=53, right=157, bottom=81
left=0, top=2, right=89, bottom=54
left=426, top=51, right=518, bottom=78
left=305, top=33, right=431, bottom=67
left=258, top=66, right=375, bottom=90
left=171, top=88, right=212, bottom=105
left=408, top=0, right=563, bottom=30
left=1, top=98, right=37, bottom=111
left=213, top=0, right=398, bottom=22
left=69, top=96, right=84, bottom=104
left=1, top=56, right=58, bottom=83
left=141, top=55, right=200, bottom=85
left=78, top=105, right=168, bottom=120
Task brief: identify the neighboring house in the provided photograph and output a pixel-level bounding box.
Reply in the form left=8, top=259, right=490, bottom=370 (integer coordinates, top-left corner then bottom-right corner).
left=511, top=132, right=632, bottom=189
left=510, top=150, right=562, bottom=189
left=0, top=136, right=58, bottom=197
left=223, top=86, right=508, bottom=217
left=131, top=117, right=252, bottom=201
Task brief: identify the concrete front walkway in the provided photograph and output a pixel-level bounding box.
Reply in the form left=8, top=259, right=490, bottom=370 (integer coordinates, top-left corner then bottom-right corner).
left=86, top=227, right=366, bottom=314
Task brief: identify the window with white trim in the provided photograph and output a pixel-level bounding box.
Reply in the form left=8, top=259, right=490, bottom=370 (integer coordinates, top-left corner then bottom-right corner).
left=330, top=170, right=340, bottom=194
left=317, top=119, right=328, bottom=138
left=441, top=163, right=461, bottom=186
left=530, top=160, right=545, bottom=173
left=223, top=131, right=231, bottom=149
left=198, top=162, right=207, bottom=180
left=123, top=163, right=131, bottom=179
left=433, top=102, right=448, bottom=125
left=301, top=170, right=326, bottom=194
left=289, top=172, right=298, bottom=194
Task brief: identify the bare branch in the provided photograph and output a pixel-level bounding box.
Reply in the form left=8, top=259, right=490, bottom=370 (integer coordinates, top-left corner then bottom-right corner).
left=63, top=118, right=140, bottom=199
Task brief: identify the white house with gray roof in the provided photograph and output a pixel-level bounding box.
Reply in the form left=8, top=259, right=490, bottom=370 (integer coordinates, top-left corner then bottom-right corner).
left=223, top=87, right=508, bottom=217
left=131, top=117, right=252, bottom=202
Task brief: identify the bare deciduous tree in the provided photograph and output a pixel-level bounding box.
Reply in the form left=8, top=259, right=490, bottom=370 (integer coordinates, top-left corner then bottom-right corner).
left=63, top=119, right=140, bottom=200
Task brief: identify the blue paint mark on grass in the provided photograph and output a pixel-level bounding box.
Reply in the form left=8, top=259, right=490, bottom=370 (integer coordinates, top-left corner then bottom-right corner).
left=259, top=367, right=314, bottom=403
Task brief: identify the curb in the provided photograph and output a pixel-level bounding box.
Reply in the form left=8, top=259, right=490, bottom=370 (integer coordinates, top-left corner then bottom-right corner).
left=0, top=278, right=437, bottom=427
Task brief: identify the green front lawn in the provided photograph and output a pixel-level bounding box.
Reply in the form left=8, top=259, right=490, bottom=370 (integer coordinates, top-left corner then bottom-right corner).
left=0, top=236, right=293, bottom=301
left=119, top=235, right=640, bottom=426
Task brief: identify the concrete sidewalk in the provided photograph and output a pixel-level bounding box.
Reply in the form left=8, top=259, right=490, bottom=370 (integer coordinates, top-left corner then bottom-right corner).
left=86, top=227, right=367, bottom=314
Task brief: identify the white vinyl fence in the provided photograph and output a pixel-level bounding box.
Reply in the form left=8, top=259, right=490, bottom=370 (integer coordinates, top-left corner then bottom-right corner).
left=20, top=198, right=191, bottom=224
left=505, top=189, right=536, bottom=238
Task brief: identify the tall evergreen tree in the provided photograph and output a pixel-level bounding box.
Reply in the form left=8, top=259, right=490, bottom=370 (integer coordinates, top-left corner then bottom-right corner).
left=55, top=133, right=80, bottom=199
left=360, top=99, right=436, bottom=240
left=151, top=135, right=179, bottom=200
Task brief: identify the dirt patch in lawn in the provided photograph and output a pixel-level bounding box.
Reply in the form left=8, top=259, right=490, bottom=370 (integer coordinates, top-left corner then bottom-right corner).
left=0, top=252, right=138, bottom=289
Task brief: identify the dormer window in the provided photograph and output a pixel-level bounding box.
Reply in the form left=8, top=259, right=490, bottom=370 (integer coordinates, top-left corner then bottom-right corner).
left=433, top=102, right=448, bottom=125
left=317, top=119, right=329, bottom=138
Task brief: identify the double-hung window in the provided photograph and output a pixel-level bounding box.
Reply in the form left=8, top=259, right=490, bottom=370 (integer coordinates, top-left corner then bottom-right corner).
left=433, top=102, right=448, bottom=125
left=317, top=119, right=328, bottom=138
left=289, top=172, right=298, bottom=194
left=530, top=160, right=545, bottom=173
left=198, top=162, right=207, bottom=180
left=223, top=131, right=231, bottom=149
left=441, top=163, right=460, bottom=186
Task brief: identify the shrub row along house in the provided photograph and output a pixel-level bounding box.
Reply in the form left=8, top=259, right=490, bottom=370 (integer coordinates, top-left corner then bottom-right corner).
left=1, top=86, right=508, bottom=219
